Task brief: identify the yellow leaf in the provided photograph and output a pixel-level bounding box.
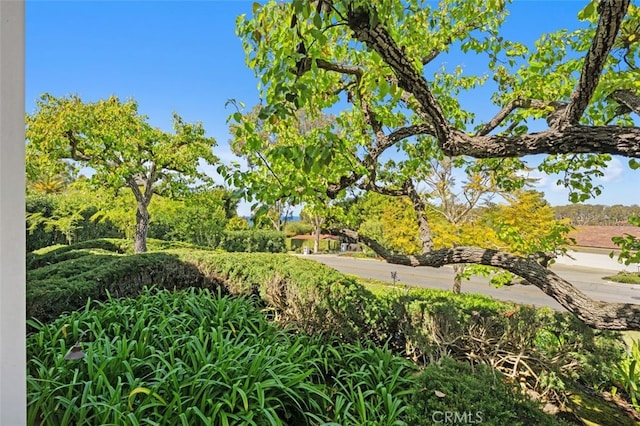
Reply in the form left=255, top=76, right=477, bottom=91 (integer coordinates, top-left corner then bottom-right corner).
left=128, top=387, right=167, bottom=411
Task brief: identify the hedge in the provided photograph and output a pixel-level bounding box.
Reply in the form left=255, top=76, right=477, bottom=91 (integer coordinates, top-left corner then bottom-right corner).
left=219, top=230, right=286, bottom=253
left=26, top=238, right=627, bottom=416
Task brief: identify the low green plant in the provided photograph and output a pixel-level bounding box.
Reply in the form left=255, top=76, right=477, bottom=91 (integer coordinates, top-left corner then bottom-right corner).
left=27, top=239, right=632, bottom=420
left=402, top=357, right=570, bottom=426
left=27, top=287, right=417, bottom=425
left=611, top=339, right=640, bottom=411
left=603, top=271, right=640, bottom=284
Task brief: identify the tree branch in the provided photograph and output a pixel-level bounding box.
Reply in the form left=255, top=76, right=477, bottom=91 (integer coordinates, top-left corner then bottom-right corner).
left=559, top=0, right=631, bottom=126
left=609, top=88, right=640, bottom=115
left=388, top=123, right=435, bottom=141
left=330, top=228, right=640, bottom=331
left=346, top=2, right=639, bottom=160
left=475, top=99, right=565, bottom=137
left=316, top=58, right=364, bottom=77
left=64, top=130, right=92, bottom=162
left=445, top=126, right=640, bottom=158
left=347, top=5, right=452, bottom=142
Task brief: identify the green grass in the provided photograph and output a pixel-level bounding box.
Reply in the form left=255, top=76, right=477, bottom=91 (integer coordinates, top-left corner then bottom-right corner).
left=603, top=271, right=640, bottom=284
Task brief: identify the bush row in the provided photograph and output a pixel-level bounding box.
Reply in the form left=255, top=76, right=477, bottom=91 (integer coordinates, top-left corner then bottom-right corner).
left=26, top=239, right=631, bottom=422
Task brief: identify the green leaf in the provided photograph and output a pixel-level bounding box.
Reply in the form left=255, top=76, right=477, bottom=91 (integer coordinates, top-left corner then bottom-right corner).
left=578, top=1, right=596, bottom=21
left=313, top=13, right=323, bottom=29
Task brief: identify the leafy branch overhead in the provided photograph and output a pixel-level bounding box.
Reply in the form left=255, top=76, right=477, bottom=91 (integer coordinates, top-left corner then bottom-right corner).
left=233, top=0, right=640, bottom=330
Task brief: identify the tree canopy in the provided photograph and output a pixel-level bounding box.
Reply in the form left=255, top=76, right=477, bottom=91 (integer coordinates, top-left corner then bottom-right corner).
left=232, top=0, right=640, bottom=330
left=26, top=94, right=218, bottom=253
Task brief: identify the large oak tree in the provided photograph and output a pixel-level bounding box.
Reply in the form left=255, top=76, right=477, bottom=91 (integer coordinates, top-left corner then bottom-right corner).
left=26, top=94, right=218, bottom=253
left=233, top=0, right=640, bottom=330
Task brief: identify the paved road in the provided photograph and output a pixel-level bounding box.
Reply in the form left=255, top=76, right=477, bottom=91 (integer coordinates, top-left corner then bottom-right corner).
left=302, top=254, right=640, bottom=311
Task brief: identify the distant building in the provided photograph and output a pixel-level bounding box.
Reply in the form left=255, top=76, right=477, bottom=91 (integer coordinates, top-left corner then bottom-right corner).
left=569, top=226, right=640, bottom=249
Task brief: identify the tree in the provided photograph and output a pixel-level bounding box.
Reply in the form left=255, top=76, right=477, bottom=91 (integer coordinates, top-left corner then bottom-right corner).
left=227, top=104, right=339, bottom=234
left=233, top=0, right=640, bottom=330
left=26, top=94, right=218, bottom=253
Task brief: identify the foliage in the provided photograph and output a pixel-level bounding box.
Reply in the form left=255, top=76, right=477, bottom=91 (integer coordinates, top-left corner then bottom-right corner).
left=219, top=230, right=287, bottom=253
left=230, top=0, right=640, bottom=329
left=27, top=239, right=628, bottom=413
left=603, top=271, right=640, bottom=284
left=372, top=287, right=626, bottom=402
left=403, top=357, right=568, bottom=426
left=339, top=191, right=572, bottom=287
left=611, top=339, right=640, bottom=411
left=554, top=204, right=640, bottom=226
left=148, top=188, right=232, bottom=248
left=611, top=216, right=640, bottom=266
left=284, top=221, right=314, bottom=237
left=27, top=287, right=417, bottom=425
left=26, top=187, right=124, bottom=251
left=226, top=216, right=251, bottom=231
left=26, top=94, right=218, bottom=252
left=356, top=194, right=422, bottom=255
left=286, top=237, right=340, bottom=253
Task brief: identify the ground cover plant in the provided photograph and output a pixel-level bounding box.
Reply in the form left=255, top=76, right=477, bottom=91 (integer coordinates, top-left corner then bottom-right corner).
left=27, top=287, right=418, bottom=425
left=26, top=239, right=640, bottom=423
left=604, top=271, right=640, bottom=285
left=28, top=287, right=571, bottom=425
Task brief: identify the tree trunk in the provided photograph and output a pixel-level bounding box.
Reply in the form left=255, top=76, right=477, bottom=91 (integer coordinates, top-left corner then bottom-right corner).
left=134, top=202, right=150, bottom=254
left=406, top=180, right=435, bottom=252
left=452, top=264, right=463, bottom=294
left=314, top=225, right=321, bottom=254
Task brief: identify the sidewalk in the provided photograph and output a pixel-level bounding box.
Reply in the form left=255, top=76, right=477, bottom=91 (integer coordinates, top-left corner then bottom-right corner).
left=554, top=249, right=639, bottom=273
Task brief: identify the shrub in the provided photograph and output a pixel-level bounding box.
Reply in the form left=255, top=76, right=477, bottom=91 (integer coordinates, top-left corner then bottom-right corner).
left=26, top=193, right=124, bottom=252
left=284, top=221, right=313, bottom=237
left=219, top=230, right=286, bottom=253
left=403, top=357, right=570, bottom=426
left=374, top=287, right=626, bottom=403
left=603, top=272, right=640, bottom=285
left=612, top=339, right=640, bottom=411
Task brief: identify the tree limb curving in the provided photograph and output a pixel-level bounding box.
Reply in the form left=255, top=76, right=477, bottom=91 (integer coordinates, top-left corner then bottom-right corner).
left=330, top=228, right=640, bottom=331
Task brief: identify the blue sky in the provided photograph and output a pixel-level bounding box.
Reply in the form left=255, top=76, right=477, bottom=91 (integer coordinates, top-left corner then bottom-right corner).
left=26, top=1, right=637, bottom=215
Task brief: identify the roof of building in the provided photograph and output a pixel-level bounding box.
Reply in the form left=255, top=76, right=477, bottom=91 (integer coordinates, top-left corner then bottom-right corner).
left=568, top=225, right=640, bottom=249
